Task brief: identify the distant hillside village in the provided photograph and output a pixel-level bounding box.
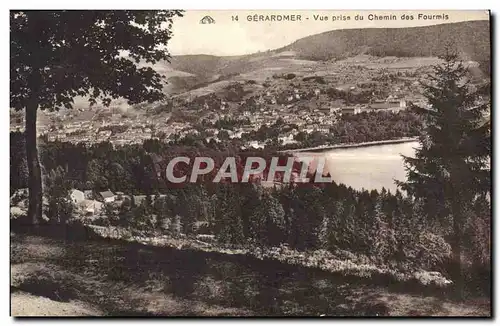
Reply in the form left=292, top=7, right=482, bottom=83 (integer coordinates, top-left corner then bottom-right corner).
left=10, top=59, right=435, bottom=151
left=68, top=189, right=160, bottom=217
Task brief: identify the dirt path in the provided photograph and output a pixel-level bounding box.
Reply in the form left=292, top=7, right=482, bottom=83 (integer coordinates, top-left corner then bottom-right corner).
left=11, top=291, right=102, bottom=316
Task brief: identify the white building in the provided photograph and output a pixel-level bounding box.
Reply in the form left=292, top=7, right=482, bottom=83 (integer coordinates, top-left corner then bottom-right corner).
left=78, top=200, right=104, bottom=215
left=70, top=189, right=85, bottom=204
left=99, top=191, right=115, bottom=203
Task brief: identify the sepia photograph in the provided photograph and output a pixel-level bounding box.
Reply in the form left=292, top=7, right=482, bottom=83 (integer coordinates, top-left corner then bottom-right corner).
left=9, top=9, right=491, bottom=317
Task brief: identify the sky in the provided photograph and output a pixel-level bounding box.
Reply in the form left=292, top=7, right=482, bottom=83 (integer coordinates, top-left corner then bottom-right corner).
left=167, top=10, right=489, bottom=56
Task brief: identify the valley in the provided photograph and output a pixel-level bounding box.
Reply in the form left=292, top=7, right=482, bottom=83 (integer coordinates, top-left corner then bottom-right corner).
left=10, top=21, right=490, bottom=151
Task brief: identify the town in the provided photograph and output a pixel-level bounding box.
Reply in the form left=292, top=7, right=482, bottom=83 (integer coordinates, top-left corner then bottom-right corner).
left=10, top=56, right=432, bottom=150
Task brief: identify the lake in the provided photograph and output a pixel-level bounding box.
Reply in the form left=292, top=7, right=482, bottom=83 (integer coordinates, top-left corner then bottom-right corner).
left=298, top=141, right=419, bottom=193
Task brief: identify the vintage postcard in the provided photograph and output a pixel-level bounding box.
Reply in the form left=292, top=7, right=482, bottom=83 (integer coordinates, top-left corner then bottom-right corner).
left=10, top=10, right=491, bottom=317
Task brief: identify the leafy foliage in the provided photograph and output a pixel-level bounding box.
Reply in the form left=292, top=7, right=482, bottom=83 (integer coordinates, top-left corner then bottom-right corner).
left=10, top=10, right=183, bottom=224
left=10, top=10, right=183, bottom=111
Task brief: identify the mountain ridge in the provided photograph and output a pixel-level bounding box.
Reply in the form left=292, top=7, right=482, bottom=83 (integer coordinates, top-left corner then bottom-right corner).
left=169, top=20, right=490, bottom=75
left=159, top=20, right=490, bottom=95
left=280, top=20, right=490, bottom=62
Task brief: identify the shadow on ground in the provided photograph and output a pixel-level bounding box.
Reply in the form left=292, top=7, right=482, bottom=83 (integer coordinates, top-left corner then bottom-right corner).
left=10, top=233, right=491, bottom=317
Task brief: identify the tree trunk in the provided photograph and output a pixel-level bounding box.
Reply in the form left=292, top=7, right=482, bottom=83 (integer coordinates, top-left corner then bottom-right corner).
left=25, top=102, right=43, bottom=226
left=451, top=200, right=464, bottom=299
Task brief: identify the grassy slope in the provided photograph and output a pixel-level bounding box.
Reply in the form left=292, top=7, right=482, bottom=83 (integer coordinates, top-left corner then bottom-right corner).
left=10, top=233, right=490, bottom=317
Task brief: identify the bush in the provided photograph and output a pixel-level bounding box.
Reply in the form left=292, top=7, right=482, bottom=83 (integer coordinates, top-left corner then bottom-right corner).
left=412, top=232, right=452, bottom=270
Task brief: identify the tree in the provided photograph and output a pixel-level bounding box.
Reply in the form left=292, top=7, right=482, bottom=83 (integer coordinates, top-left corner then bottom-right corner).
left=170, top=214, right=182, bottom=237
left=45, top=166, right=74, bottom=225
left=103, top=202, right=118, bottom=226
left=118, top=196, right=133, bottom=227
left=247, top=190, right=285, bottom=247
left=214, top=184, right=245, bottom=245
left=86, top=159, right=107, bottom=191
left=326, top=200, right=350, bottom=250
left=317, top=212, right=330, bottom=250
left=369, top=198, right=397, bottom=262
left=398, top=53, right=490, bottom=297
left=10, top=10, right=183, bottom=224
left=177, top=186, right=199, bottom=234
left=263, top=191, right=286, bottom=246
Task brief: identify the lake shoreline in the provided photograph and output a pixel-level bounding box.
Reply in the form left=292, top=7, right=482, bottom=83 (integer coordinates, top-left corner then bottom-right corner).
left=281, top=137, right=419, bottom=153
left=292, top=139, right=419, bottom=192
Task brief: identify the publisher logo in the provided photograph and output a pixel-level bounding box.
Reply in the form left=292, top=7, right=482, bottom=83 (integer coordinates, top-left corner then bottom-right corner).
left=200, top=16, right=216, bottom=24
